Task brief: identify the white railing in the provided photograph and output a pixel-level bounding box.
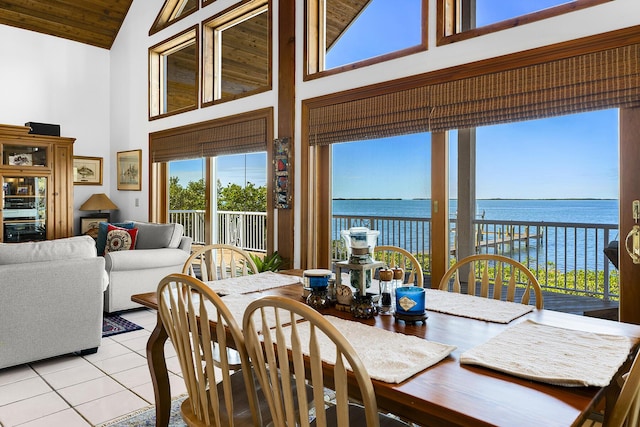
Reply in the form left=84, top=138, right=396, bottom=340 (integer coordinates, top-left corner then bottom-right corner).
left=332, top=215, right=619, bottom=300
left=170, top=210, right=619, bottom=300
left=169, top=210, right=267, bottom=253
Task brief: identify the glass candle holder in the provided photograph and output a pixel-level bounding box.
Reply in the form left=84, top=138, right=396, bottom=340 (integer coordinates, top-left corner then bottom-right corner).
left=395, top=286, right=425, bottom=315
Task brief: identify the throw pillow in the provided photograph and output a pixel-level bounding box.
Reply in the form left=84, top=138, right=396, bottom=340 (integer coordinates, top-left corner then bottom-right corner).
left=104, top=224, right=138, bottom=254
left=96, top=221, right=135, bottom=255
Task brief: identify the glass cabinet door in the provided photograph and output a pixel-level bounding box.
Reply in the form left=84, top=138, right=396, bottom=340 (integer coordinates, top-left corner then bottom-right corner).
left=2, top=176, right=47, bottom=242
left=2, top=144, right=48, bottom=167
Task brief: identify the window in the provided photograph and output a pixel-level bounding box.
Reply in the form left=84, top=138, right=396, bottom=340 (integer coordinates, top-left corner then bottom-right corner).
left=149, top=0, right=198, bottom=35
left=149, top=26, right=199, bottom=119
left=307, top=0, right=426, bottom=76
left=202, top=0, right=271, bottom=105
left=439, top=0, right=611, bottom=44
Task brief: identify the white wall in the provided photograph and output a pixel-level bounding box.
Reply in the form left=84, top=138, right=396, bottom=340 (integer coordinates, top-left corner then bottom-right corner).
left=0, top=25, right=111, bottom=232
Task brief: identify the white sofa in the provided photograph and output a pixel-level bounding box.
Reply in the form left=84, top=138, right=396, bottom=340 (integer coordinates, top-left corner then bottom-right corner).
left=0, top=236, right=107, bottom=369
left=103, top=221, right=192, bottom=313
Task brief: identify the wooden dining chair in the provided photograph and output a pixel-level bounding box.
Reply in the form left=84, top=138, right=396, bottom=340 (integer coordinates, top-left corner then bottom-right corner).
left=157, top=273, right=270, bottom=427
left=183, top=244, right=258, bottom=281
left=373, top=245, right=424, bottom=287
left=607, top=350, right=640, bottom=427
left=242, top=295, right=410, bottom=427
left=438, top=253, right=544, bottom=309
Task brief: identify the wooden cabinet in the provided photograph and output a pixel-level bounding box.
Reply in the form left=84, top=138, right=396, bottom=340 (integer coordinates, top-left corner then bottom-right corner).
left=0, top=124, right=75, bottom=242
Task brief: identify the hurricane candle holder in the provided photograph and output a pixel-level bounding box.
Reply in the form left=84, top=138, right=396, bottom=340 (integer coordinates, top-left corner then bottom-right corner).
left=394, top=286, right=427, bottom=324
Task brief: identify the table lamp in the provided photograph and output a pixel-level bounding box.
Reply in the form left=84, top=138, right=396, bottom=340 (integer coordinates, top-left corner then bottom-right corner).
left=79, top=193, right=119, bottom=222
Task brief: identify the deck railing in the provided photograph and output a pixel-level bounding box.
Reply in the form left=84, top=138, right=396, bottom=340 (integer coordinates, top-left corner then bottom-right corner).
left=170, top=210, right=619, bottom=300
left=169, top=210, right=267, bottom=252
left=332, top=215, right=619, bottom=300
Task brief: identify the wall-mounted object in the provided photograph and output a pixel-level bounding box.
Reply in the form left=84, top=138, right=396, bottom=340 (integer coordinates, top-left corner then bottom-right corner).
left=274, top=137, right=291, bottom=209
left=73, top=156, right=103, bottom=185
left=117, top=149, right=142, bottom=191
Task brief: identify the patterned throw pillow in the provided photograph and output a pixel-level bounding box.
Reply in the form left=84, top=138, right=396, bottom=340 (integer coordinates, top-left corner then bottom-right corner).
left=96, top=221, right=135, bottom=255
left=104, top=224, right=138, bottom=254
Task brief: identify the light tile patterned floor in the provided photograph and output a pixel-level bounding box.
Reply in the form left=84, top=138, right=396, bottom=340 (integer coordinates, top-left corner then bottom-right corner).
left=0, top=309, right=187, bottom=427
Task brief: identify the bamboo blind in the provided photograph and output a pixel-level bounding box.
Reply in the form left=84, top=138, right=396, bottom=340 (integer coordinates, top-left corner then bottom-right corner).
left=150, top=113, right=268, bottom=163
left=308, top=43, right=640, bottom=144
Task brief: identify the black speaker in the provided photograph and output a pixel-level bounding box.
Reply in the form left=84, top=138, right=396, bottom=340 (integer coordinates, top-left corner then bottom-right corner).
left=25, top=122, right=60, bottom=137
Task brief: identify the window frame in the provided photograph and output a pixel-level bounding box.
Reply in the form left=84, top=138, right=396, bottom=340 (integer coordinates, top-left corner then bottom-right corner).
left=149, top=0, right=199, bottom=36
left=149, top=25, right=199, bottom=120
left=304, top=0, right=429, bottom=81
left=201, top=0, right=272, bottom=107
left=437, top=0, right=613, bottom=46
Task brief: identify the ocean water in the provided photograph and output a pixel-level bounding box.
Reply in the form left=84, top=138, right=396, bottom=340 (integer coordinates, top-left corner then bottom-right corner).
left=333, top=199, right=619, bottom=224
left=332, top=199, right=620, bottom=271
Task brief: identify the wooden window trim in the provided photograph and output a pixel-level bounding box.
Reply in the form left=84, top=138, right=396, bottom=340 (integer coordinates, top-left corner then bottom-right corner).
left=201, top=0, right=272, bottom=107
left=437, top=0, right=613, bottom=46
left=149, top=0, right=199, bottom=36
left=149, top=25, right=199, bottom=120
left=304, top=0, right=428, bottom=82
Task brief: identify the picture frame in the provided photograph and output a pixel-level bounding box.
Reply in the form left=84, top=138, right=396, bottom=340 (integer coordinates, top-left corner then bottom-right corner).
left=117, top=149, right=142, bottom=191
left=9, top=153, right=32, bottom=166
left=73, top=156, right=103, bottom=185
left=80, top=216, right=109, bottom=235
left=16, top=186, right=29, bottom=195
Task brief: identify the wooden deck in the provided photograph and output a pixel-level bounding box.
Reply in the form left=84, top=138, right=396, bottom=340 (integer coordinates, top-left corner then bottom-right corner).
left=424, top=276, right=619, bottom=320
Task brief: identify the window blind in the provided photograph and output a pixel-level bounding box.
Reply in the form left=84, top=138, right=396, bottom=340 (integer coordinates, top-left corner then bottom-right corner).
left=150, top=110, right=271, bottom=162
left=307, top=43, right=640, bottom=144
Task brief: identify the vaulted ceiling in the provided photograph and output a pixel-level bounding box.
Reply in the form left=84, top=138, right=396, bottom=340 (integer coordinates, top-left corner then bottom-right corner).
left=0, top=0, right=133, bottom=49
left=0, top=0, right=367, bottom=51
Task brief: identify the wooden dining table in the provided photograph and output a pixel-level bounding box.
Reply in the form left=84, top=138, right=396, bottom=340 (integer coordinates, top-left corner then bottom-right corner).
left=132, top=272, right=640, bottom=427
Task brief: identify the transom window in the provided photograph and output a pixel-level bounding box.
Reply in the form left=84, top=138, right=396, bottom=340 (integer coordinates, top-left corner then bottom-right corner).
left=149, top=0, right=198, bottom=35
left=307, top=0, right=426, bottom=76
left=440, top=0, right=612, bottom=43
left=202, top=0, right=271, bottom=105
left=149, top=26, right=199, bottom=119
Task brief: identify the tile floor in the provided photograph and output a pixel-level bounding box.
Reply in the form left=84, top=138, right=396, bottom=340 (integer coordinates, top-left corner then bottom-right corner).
left=0, top=308, right=187, bottom=427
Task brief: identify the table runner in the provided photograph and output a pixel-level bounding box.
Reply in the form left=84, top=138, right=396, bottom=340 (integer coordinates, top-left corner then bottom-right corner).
left=460, top=319, right=632, bottom=387
left=200, top=294, right=283, bottom=333
left=271, top=315, right=456, bottom=383
left=205, top=271, right=301, bottom=295
left=425, top=289, right=533, bottom=323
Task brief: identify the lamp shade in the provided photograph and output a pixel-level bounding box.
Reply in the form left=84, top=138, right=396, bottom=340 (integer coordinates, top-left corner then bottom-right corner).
left=79, top=193, right=119, bottom=211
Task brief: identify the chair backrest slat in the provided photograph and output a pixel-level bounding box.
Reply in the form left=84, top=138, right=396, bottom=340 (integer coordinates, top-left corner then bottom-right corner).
left=438, top=254, right=544, bottom=309
left=157, top=273, right=261, bottom=426
left=183, top=244, right=258, bottom=282
left=243, top=295, right=382, bottom=427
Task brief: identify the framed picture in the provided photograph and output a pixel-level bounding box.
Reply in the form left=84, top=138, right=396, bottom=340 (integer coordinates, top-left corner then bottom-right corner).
left=73, top=156, right=103, bottom=185
left=16, top=186, right=29, bottom=195
left=9, top=153, right=32, bottom=166
left=117, top=149, right=142, bottom=191
left=80, top=216, right=109, bottom=234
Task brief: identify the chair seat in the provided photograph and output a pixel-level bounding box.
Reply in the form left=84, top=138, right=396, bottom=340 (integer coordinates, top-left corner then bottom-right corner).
left=181, top=368, right=315, bottom=427
left=180, top=369, right=272, bottom=427
left=311, top=403, right=410, bottom=427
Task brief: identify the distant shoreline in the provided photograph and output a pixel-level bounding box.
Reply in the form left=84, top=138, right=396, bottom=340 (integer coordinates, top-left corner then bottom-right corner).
left=332, top=198, right=617, bottom=201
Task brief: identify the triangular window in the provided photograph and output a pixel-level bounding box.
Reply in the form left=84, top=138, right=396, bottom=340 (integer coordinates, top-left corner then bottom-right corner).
left=150, top=0, right=198, bottom=35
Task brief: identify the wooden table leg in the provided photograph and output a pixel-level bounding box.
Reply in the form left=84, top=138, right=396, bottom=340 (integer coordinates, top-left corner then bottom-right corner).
left=147, top=312, right=171, bottom=427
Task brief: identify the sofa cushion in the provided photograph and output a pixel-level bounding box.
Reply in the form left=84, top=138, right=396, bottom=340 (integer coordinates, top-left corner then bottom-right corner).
left=96, top=222, right=135, bottom=255
left=104, top=224, right=138, bottom=253
left=0, top=236, right=97, bottom=265
left=133, top=222, right=184, bottom=249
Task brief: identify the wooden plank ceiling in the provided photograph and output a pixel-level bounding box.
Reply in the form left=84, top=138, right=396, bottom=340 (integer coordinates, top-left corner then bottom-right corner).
left=0, top=0, right=133, bottom=49
left=0, top=0, right=368, bottom=52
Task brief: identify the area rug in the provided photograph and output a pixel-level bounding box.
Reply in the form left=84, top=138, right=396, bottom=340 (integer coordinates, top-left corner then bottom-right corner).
left=102, top=314, right=144, bottom=338
left=97, top=395, right=187, bottom=427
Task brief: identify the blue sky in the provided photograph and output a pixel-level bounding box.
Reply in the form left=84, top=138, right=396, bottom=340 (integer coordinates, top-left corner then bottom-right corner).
left=171, top=0, right=619, bottom=200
